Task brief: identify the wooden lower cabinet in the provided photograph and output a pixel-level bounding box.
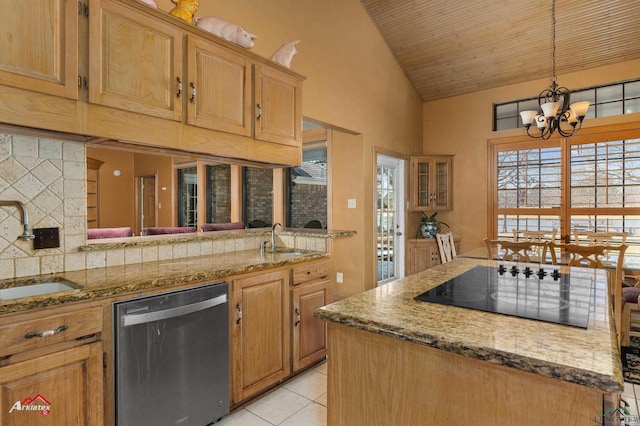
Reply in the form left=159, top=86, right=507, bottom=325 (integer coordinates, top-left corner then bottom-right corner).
left=407, top=239, right=442, bottom=274
left=407, top=238, right=461, bottom=275
left=292, top=279, right=330, bottom=372
left=230, top=269, right=291, bottom=405
left=0, top=342, right=103, bottom=426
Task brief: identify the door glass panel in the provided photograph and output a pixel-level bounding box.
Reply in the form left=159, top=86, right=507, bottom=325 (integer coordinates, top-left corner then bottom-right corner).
left=178, top=167, right=197, bottom=227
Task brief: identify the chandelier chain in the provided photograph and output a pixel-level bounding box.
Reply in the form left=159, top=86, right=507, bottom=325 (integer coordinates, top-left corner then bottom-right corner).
left=551, top=0, right=557, bottom=85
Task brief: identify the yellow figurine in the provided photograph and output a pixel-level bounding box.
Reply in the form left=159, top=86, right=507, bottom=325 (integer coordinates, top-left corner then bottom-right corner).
left=169, top=0, right=199, bottom=24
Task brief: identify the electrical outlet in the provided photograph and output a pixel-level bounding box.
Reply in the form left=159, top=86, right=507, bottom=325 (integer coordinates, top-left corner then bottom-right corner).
left=347, top=199, right=356, bottom=209
left=336, top=272, right=343, bottom=283
left=33, top=227, right=60, bottom=250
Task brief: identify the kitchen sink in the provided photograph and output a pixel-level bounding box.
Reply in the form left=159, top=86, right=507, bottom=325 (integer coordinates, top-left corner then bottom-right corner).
left=0, top=278, right=81, bottom=301
left=266, top=248, right=305, bottom=256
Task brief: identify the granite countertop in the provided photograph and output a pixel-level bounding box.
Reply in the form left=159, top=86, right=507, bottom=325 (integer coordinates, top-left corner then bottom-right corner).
left=316, top=257, right=623, bottom=393
left=0, top=249, right=328, bottom=315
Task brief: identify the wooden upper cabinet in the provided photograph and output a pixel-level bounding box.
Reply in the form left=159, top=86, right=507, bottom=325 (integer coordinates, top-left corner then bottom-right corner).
left=186, top=36, right=252, bottom=136
left=89, top=0, right=183, bottom=121
left=254, top=64, right=303, bottom=147
left=0, top=0, right=78, bottom=99
left=410, top=155, right=453, bottom=211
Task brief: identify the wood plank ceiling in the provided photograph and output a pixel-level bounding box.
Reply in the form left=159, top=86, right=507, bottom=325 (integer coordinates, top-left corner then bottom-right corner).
left=360, top=0, right=640, bottom=102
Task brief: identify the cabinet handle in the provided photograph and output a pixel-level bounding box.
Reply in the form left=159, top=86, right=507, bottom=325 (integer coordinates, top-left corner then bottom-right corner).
left=25, top=325, right=68, bottom=339
left=176, top=77, right=182, bottom=98
left=294, top=308, right=300, bottom=327
left=189, top=82, right=196, bottom=103
left=256, top=104, right=262, bottom=120
left=235, top=303, right=242, bottom=325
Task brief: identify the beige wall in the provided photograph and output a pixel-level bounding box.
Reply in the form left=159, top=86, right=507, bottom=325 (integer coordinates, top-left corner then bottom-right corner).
left=155, top=0, right=424, bottom=295
left=86, top=147, right=135, bottom=229
left=423, top=59, right=640, bottom=254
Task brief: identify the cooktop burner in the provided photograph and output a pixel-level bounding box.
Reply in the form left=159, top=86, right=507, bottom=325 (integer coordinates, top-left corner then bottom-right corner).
left=414, top=265, right=593, bottom=328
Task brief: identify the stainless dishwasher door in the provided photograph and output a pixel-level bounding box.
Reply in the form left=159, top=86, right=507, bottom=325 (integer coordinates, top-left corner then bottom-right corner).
left=114, top=282, right=229, bottom=426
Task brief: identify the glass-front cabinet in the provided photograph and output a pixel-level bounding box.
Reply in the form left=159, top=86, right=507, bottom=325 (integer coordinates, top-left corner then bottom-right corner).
left=410, top=155, right=453, bottom=211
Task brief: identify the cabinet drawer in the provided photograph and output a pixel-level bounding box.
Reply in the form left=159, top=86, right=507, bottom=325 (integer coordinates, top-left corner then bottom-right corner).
left=291, top=259, right=331, bottom=286
left=0, top=307, right=102, bottom=358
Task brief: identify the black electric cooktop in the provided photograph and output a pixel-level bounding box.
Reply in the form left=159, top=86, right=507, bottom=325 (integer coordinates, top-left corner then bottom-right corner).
left=414, top=265, right=594, bottom=328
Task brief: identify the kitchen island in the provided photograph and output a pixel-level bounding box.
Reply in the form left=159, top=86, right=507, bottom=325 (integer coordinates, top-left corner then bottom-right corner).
left=316, top=257, right=623, bottom=425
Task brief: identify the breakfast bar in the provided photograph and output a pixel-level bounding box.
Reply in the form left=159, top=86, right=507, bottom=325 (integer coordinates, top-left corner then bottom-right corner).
left=316, top=257, right=623, bottom=425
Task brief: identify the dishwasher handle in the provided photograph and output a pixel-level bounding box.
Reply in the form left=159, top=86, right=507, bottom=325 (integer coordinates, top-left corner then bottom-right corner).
left=121, top=294, right=227, bottom=327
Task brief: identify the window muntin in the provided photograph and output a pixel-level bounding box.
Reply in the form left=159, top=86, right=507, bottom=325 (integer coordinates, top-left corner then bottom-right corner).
left=286, top=146, right=327, bottom=228
left=494, top=79, right=640, bottom=131
left=177, top=166, right=197, bottom=227
left=570, top=139, right=640, bottom=208
left=492, top=134, right=640, bottom=255
left=206, top=164, right=231, bottom=223
left=243, top=167, right=273, bottom=227
left=497, top=147, right=561, bottom=209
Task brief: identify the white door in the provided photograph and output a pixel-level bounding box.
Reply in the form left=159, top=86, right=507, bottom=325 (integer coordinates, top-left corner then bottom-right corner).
left=376, top=154, right=405, bottom=286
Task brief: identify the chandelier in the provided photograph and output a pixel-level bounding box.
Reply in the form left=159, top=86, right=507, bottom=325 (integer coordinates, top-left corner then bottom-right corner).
left=519, top=0, right=590, bottom=139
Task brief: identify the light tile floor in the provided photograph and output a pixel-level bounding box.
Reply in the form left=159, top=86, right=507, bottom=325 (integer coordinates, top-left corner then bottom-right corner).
left=219, top=360, right=640, bottom=425
left=622, top=381, right=640, bottom=417
left=218, top=362, right=327, bottom=426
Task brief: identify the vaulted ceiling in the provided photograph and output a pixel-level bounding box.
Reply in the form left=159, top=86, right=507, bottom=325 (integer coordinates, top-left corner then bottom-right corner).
left=360, top=0, right=640, bottom=102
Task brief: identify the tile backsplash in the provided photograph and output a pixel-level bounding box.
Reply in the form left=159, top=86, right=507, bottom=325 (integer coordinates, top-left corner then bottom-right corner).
left=0, top=132, right=327, bottom=280
left=0, top=133, right=85, bottom=279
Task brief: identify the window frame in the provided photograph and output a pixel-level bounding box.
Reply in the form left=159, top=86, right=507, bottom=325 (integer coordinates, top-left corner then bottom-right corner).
left=488, top=122, right=640, bottom=245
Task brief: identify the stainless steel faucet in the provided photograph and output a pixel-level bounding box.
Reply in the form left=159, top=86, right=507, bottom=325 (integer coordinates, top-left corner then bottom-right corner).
left=271, top=223, right=282, bottom=251
left=0, top=200, right=35, bottom=240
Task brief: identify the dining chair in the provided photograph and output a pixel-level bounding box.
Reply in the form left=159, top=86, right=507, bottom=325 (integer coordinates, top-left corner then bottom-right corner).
left=512, top=229, right=558, bottom=243
left=573, top=231, right=628, bottom=245
left=483, top=238, right=548, bottom=263
left=436, top=232, right=457, bottom=264
left=548, top=242, right=628, bottom=345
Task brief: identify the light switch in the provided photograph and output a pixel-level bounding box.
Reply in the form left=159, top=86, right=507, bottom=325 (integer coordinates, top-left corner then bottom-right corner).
left=336, top=272, right=344, bottom=283
left=348, top=199, right=356, bottom=209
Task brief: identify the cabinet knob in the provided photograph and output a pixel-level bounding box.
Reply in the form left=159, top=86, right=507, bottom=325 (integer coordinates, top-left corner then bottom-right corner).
left=294, top=308, right=300, bottom=327
left=189, top=82, right=196, bottom=103
left=176, top=77, right=182, bottom=98
left=235, top=303, right=242, bottom=325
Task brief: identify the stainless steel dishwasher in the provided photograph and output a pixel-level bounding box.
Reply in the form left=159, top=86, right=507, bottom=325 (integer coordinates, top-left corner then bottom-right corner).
left=114, top=282, right=229, bottom=426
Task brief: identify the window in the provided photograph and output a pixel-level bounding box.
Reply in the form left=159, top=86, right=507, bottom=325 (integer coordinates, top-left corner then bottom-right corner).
left=494, top=79, right=640, bottom=131
left=490, top=129, right=640, bottom=255
left=286, top=144, right=327, bottom=228
left=177, top=166, right=197, bottom=227
left=243, top=167, right=273, bottom=227
left=206, top=164, right=231, bottom=223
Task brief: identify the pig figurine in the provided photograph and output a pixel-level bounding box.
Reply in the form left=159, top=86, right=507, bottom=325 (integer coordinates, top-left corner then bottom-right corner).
left=271, top=40, right=300, bottom=69
left=195, top=17, right=257, bottom=49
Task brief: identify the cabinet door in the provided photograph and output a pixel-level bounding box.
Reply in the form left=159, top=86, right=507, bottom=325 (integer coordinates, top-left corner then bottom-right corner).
left=0, top=342, right=103, bottom=426
left=89, top=0, right=183, bottom=121
left=186, top=36, right=252, bottom=136
left=254, top=64, right=302, bottom=147
left=410, top=156, right=452, bottom=211
left=0, top=0, right=78, bottom=99
left=231, top=270, right=290, bottom=403
left=407, top=240, right=440, bottom=275
left=292, top=279, right=330, bottom=372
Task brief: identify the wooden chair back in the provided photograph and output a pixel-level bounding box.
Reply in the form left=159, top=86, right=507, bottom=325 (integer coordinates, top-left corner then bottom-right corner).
left=512, top=229, right=558, bottom=243
left=436, top=232, right=457, bottom=264
left=483, top=238, right=548, bottom=263
left=574, top=231, right=628, bottom=245
left=548, top=241, right=628, bottom=345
